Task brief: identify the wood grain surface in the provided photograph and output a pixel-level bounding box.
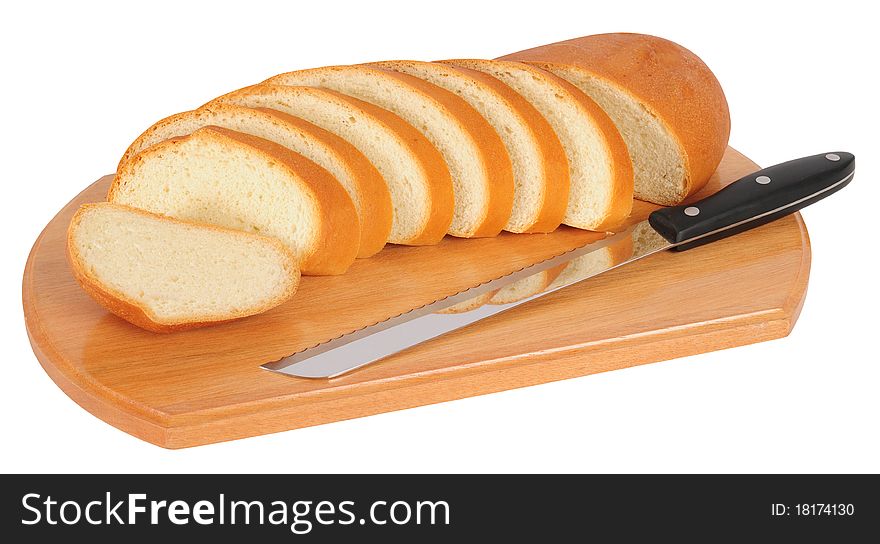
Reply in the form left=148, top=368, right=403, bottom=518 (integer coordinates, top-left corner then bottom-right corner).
left=22, top=148, right=811, bottom=448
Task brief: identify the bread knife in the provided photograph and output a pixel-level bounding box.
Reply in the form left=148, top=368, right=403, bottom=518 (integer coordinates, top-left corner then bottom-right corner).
left=262, top=152, right=854, bottom=379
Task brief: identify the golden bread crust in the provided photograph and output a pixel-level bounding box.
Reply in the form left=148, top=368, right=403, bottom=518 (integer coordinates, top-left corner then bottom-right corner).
left=501, top=33, right=730, bottom=202
left=66, top=203, right=299, bottom=333
left=448, top=65, right=570, bottom=234
left=252, top=107, right=391, bottom=258
left=207, top=84, right=454, bottom=246
left=395, top=60, right=571, bottom=234
left=268, top=65, right=514, bottom=238
left=110, top=127, right=360, bottom=275
left=118, top=103, right=392, bottom=258
left=205, top=127, right=360, bottom=275
left=445, top=59, right=634, bottom=232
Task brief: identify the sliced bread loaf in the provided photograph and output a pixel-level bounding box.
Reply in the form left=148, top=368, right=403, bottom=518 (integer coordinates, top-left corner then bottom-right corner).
left=118, top=103, right=392, bottom=258
left=372, top=60, right=569, bottom=234
left=67, top=203, right=299, bottom=333
left=445, top=59, right=633, bottom=232
left=109, top=126, right=360, bottom=275
left=265, top=66, right=515, bottom=238
left=500, top=33, right=731, bottom=205
left=205, top=85, right=453, bottom=246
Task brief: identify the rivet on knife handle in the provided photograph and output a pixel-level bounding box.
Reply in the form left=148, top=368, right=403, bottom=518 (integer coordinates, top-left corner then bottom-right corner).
left=648, top=152, right=855, bottom=251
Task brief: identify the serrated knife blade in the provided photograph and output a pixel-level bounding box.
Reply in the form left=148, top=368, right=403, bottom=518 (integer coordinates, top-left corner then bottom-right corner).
left=262, top=152, right=854, bottom=379
left=262, top=222, right=663, bottom=378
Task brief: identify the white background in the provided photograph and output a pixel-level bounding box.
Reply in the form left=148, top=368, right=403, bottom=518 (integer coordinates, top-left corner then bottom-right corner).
left=2, top=0, right=877, bottom=473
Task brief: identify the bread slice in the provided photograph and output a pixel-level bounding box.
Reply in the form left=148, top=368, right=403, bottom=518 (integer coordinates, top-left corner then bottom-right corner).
left=372, top=60, right=569, bottom=234
left=500, top=33, right=731, bottom=205
left=109, top=126, right=360, bottom=275
left=117, top=104, right=392, bottom=258
left=67, top=203, right=299, bottom=333
left=265, top=66, right=515, bottom=238
left=205, top=85, right=452, bottom=246
left=446, top=59, right=633, bottom=231
left=489, top=265, right=566, bottom=305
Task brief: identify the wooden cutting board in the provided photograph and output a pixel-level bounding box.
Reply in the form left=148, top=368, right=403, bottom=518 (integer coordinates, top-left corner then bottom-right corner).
left=23, top=148, right=811, bottom=448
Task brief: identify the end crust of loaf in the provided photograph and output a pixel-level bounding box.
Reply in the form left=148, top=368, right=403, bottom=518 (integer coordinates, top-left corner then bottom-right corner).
left=67, top=203, right=300, bottom=333
left=206, top=84, right=454, bottom=246
left=266, top=65, right=515, bottom=238
left=109, top=126, right=360, bottom=275
left=118, top=103, right=392, bottom=258
left=501, top=33, right=730, bottom=205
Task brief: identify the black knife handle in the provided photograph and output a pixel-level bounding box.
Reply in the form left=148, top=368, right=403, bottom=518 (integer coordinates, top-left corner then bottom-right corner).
left=648, top=152, right=854, bottom=251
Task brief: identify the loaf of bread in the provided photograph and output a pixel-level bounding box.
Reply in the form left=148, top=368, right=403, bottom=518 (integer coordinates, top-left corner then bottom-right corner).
left=78, top=33, right=731, bottom=332
left=371, top=60, right=570, bottom=234
left=109, top=126, right=360, bottom=275
left=206, top=84, right=454, bottom=246
left=118, top=103, right=392, bottom=258
left=265, top=66, right=515, bottom=238
left=501, top=33, right=730, bottom=205
left=444, top=59, right=633, bottom=231
left=67, top=203, right=299, bottom=333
